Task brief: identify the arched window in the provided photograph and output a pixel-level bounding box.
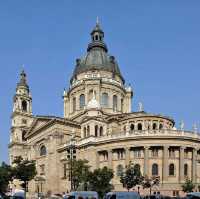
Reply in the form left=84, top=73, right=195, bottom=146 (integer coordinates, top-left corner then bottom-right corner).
left=152, top=163, right=158, bottom=176
left=153, top=123, right=157, bottom=130
left=134, top=164, right=141, bottom=173
left=84, top=127, right=87, bottom=138
left=101, top=93, right=108, bottom=107
left=95, top=35, right=98, bottom=41
left=22, top=100, right=27, bottom=112
left=87, top=126, right=90, bottom=137
left=99, top=126, right=103, bottom=136
left=138, top=123, right=142, bottom=131
left=95, top=125, right=98, bottom=137
left=79, top=94, right=85, bottom=109
left=73, top=97, right=76, bottom=112
left=169, top=164, right=175, bottom=176
left=113, top=95, right=118, bottom=111
left=40, top=145, right=47, bottom=156
left=130, top=124, right=135, bottom=131
left=22, top=130, right=26, bottom=141
left=116, top=164, right=124, bottom=177
left=159, top=123, right=163, bottom=130
left=184, top=164, right=188, bottom=176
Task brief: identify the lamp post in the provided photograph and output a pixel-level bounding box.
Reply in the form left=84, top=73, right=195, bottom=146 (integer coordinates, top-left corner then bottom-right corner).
left=68, top=136, right=76, bottom=192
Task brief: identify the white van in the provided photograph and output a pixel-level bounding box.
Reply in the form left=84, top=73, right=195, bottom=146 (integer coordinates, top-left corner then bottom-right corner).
left=104, top=192, right=140, bottom=199
left=68, top=191, right=98, bottom=199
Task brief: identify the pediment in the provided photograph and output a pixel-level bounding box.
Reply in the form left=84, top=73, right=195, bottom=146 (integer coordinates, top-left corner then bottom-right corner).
left=26, top=117, right=53, bottom=138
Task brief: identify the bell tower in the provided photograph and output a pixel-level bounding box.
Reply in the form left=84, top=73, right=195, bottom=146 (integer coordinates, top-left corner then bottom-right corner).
left=9, top=70, right=33, bottom=163
left=13, top=70, right=32, bottom=114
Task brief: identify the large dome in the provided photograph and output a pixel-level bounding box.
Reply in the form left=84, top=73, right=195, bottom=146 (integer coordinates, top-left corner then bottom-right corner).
left=71, top=22, right=124, bottom=83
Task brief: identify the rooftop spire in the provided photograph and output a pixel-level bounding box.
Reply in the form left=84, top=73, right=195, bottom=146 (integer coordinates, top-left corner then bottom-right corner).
left=17, top=68, right=29, bottom=89
left=87, top=20, right=108, bottom=52
left=96, top=16, right=99, bottom=26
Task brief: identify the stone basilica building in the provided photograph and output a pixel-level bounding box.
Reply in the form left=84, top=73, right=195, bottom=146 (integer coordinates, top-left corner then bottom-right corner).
left=9, top=22, right=200, bottom=196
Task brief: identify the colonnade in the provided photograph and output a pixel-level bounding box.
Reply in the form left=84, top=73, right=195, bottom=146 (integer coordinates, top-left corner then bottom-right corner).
left=97, top=146, right=199, bottom=183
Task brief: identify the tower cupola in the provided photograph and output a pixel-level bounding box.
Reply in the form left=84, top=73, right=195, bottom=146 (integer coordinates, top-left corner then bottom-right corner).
left=87, top=19, right=108, bottom=52
left=13, top=69, right=32, bottom=114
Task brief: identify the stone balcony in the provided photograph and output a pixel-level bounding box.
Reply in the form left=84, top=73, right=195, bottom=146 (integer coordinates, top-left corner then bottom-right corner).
left=77, top=129, right=200, bottom=146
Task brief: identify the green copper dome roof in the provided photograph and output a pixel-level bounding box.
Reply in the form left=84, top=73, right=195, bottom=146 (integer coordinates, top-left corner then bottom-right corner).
left=71, top=22, right=125, bottom=83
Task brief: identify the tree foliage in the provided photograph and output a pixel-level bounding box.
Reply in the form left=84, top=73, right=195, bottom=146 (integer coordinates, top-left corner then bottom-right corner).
left=88, top=167, right=114, bottom=199
left=12, top=156, right=37, bottom=190
left=0, top=162, right=12, bottom=194
left=182, top=178, right=195, bottom=193
left=70, top=159, right=90, bottom=191
left=120, top=163, right=142, bottom=191
left=142, top=175, right=160, bottom=194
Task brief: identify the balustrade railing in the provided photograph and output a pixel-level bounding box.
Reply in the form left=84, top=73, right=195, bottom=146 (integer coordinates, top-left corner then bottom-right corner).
left=78, top=129, right=200, bottom=146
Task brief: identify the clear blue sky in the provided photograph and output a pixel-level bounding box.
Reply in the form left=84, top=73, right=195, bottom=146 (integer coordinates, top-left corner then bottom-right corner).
left=1, top=1, right=200, bottom=163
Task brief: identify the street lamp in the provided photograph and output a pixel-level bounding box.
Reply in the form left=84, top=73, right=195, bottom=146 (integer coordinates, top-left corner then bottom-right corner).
left=68, top=136, right=76, bottom=192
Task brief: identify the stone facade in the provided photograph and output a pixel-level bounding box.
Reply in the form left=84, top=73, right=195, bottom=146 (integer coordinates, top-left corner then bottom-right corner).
left=9, top=22, right=200, bottom=197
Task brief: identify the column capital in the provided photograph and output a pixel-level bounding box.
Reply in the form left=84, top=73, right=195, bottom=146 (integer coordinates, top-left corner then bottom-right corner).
left=125, top=146, right=131, bottom=151
left=144, top=146, right=150, bottom=150
left=163, top=145, right=169, bottom=149
left=180, top=146, right=186, bottom=150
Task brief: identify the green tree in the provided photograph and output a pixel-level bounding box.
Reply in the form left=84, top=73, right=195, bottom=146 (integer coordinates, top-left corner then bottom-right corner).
left=0, top=162, right=12, bottom=194
left=182, top=178, right=195, bottom=193
left=142, top=175, right=160, bottom=195
left=120, top=163, right=142, bottom=191
left=70, top=159, right=90, bottom=191
left=12, top=156, right=37, bottom=198
left=198, top=184, right=200, bottom=192
left=88, top=167, right=114, bottom=199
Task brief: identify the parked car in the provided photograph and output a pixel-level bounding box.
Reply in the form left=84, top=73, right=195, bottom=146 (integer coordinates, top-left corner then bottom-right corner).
left=104, top=192, right=140, bottom=199
left=68, top=191, right=98, bottom=199
left=186, top=192, right=200, bottom=199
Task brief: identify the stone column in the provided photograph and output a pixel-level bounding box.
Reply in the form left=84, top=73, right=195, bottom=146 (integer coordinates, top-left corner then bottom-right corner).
left=179, top=146, right=185, bottom=182
left=95, top=151, right=99, bottom=169
left=144, top=146, right=149, bottom=176
left=163, top=145, right=169, bottom=182
left=192, top=148, right=197, bottom=183
left=125, top=147, right=130, bottom=166
left=108, top=149, right=113, bottom=169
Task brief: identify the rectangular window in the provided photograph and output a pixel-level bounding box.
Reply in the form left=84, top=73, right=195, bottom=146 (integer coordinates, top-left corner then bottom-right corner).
left=152, top=149, right=159, bottom=157
left=40, top=164, right=45, bottom=175
left=134, top=149, right=141, bottom=158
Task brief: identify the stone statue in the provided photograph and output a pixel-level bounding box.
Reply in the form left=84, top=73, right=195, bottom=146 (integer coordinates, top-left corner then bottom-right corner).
left=138, top=102, right=143, bottom=112
left=180, top=120, right=184, bottom=130
left=193, top=123, right=198, bottom=133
